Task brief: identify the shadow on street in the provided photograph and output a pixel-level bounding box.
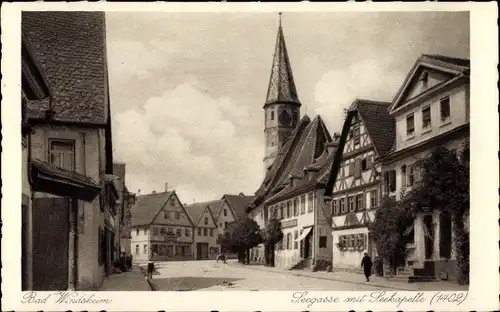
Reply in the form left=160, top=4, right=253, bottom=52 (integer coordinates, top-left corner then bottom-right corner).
left=149, top=276, right=241, bottom=291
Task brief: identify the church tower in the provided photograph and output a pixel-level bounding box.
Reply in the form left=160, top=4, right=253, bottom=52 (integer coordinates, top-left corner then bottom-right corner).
left=263, top=13, right=301, bottom=172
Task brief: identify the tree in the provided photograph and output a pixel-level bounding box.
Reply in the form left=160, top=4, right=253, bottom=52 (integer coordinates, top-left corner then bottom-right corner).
left=220, top=218, right=262, bottom=264
left=401, top=146, right=470, bottom=284
left=369, top=196, right=414, bottom=275
left=260, top=218, right=283, bottom=267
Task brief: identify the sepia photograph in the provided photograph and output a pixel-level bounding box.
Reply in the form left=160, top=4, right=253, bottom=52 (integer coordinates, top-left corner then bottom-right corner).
left=3, top=2, right=498, bottom=311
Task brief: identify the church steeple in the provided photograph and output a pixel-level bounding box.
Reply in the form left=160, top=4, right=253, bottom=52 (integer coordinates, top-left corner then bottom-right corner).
left=264, top=13, right=301, bottom=107
left=263, top=13, right=302, bottom=173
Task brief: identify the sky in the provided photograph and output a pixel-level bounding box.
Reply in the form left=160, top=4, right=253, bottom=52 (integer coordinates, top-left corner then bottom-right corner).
left=106, top=11, right=469, bottom=203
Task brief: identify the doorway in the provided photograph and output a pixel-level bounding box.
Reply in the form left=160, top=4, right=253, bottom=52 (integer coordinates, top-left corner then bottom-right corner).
left=32, top=197, right=70, bottom=290
left=196, top=243, right=209, bottom=260
left=304, top=232, right=312, bottom=259
left=423, top=215, right=434, bottom=260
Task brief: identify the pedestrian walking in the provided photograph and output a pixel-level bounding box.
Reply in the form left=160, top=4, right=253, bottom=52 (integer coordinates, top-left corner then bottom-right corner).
left=127, top=254, right=133, bottom=271
left=146, top=260, right=155, bottom=279
left=361, top=252, right=373, bottom=282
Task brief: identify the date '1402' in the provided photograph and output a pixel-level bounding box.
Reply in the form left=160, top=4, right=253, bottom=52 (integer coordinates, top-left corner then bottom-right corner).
left=430, top=292, right=468, bottom=305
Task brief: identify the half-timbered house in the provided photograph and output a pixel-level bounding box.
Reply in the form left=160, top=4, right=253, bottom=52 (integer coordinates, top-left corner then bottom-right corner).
left=130, top=189, right=195, bottom=262
left=326, top=99, right=395, bottom=269
left=380, top=54, right=470, bottom=281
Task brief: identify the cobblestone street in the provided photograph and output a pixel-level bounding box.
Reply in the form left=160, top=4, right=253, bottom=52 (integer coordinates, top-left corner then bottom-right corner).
left=141, top=260, right=467, bottom=291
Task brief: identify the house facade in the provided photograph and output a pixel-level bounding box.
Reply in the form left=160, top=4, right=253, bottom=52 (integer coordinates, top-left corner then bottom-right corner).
left=380, top=55, right=470, bottom=280
left=130, top=189, right=195, bottom=263
left=22, top=12, right=118, bottom=291
left=185, top=201, right=219, bottom=260
left=113, top=163, right=136, bottom=256
left=326, top=99, right=395, bottom=269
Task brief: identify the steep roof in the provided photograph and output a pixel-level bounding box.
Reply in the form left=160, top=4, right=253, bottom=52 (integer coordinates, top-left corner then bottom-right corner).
left=207, top=200, right=226, bottom=221
left=324, top=99, right=395, bottom=197
left=222, top=194, right=255, bottom=220
left=22, top=11, right=108, bottom=124
left=264, top=16, right=301, bottom=107
left=249, top=115, right=333, bottom=210
left=185, top=200, right=219, bottom=225
left=354, top=100, right=395, bottom=157
left=131, top=191, right=173, bottom=227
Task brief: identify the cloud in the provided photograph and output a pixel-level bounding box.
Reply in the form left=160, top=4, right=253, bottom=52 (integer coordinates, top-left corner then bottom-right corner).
left=113, top=78, right=263, bottom=203
left=313, top=58, right=406, bottom=132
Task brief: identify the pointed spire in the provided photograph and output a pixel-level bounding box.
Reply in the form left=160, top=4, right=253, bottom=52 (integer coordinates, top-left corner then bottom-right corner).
left=264, top=13, right=301, bottom=107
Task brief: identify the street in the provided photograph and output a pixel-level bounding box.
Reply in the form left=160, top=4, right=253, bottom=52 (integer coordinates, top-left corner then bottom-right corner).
left=146, top=260, right=411, bottom=291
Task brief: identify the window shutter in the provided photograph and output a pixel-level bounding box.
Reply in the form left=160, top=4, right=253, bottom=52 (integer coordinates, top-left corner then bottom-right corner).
left=390, top=170, right=396, bottom=192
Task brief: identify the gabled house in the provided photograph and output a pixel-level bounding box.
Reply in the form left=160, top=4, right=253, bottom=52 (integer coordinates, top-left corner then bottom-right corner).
left=131, top=189, right=194, bottom=262
left=379, top=54, right=470, bottom=280
left=324, top=99, right=395, bottom=269
left=22, top=12, right=118, bottom=290
left=211, top=193, right=255, bottom=235
left=185, top=201, right=219, bottom=260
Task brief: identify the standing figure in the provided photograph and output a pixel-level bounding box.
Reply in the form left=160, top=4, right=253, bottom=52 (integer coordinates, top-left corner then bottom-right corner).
left=147, top=260, right=155, bottom=279
left=361, top=252, right=373, bottom=282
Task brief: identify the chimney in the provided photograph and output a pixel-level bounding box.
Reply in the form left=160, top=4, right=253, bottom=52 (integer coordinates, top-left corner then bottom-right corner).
left=333, top=132, right=341, bottom=142
left=239, top=192, right=244, bottom=196
left=164, top=182, right=169, bottom=192
left=289, top=174, right=300, bottom=187
left=304, top=166, right=319, bottom=181
left=152, top=190, right=156, bottom=194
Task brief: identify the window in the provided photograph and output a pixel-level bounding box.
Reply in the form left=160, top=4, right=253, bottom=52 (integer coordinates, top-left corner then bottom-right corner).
left=152, top=244, right=159, bottom=256
left=349, top=235, right=355, bottom=247
left=176, top=228, right=181, bottom=237
left=422, top=106, right=431, bottom=129
left=370, top=190, right=379, bottom=208
left=152, top=227, right=158, bottom=236
left=197, top=228, right=202, bottom=236
left=282, top=204, right=287, bottom=219
left=361, top=158, right=367, bottom=171
left=136, top=228, right=139, bottom=236
left=224, top=221, right=228, bottom=228
left=401, top=165, right=407, bottom=188
left=135, top=244, right=139, bottom=255
left=204, top=217, right=208, bottom=225
left=223, top=209, right=227, bottom=216
left=286, top=233, right=292, bottom=250
left=348, top=162, right=355, bottom=177
left=300, top=196, right=305, bottom=214
left=49, top=140, right=75, bottom=171
left=385, top=170, right=396, bottom=193
left=286, top=202, right=291, bottom=218
left=167, top=227, right=174, bottom=235
left=210, top=229, right=214, bottom=237
left=143, top=229, right=147, bottom=236
left=356, top=194, right=364, bottom=211
left=164, top=211, right=169, bottom=219
left=348, top=196, right=355, bottom=212
left=271, top=111, right=275, bottom=120
left=143, top=244, right=148, bottom=254
left=406, top=114, right=415, bottom=136
left=294, top=230, right=298, bottom=249
left=203, top=228, right=208, bottom=236
left=160, top=227, right=166, bottom=235
left=340, top=198, right=346, bottom=213
left=408, top=165, right=415, bottom=187
left=280, top=206, right=284, bottom=219
left=332, top=199, right=339, bottom=215
left=175, top=212, right=180, bottom=220
left=353, top=124, right=361, bottom=145
left=319, top=236, right=327, bottom=248
left=185, top=228, right=190, bottom=237
left=440, top=97, right=450, bottom=121
left=293, top=199, right=299, bottom=216
left=308, top=194, right=314, bottom=213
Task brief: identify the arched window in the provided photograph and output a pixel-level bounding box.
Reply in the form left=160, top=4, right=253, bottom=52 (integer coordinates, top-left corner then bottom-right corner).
left=271, top=111, right=275, bottom=120
left=287, top=233, right=292, bottom=250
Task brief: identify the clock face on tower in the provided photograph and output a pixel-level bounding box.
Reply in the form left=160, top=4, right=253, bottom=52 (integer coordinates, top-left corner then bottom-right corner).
left=278, top=110, right=292, bottom=126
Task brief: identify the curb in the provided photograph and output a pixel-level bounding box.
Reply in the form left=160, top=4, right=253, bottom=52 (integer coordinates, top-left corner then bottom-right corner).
left=227, top=262, right=414, bottom=291
left=138, top=266, right=157, bottom=291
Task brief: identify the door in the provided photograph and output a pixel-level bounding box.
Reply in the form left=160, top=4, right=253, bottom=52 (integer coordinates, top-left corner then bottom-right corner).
left=196, top=243, right=209, bottom=260
left=304, top=233, right=312, bottom=259
left=32, top=198, right=69, bottom=290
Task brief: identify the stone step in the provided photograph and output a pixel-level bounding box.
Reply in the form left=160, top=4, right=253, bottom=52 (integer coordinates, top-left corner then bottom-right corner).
left=408, top=275, right=438, bottom=283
